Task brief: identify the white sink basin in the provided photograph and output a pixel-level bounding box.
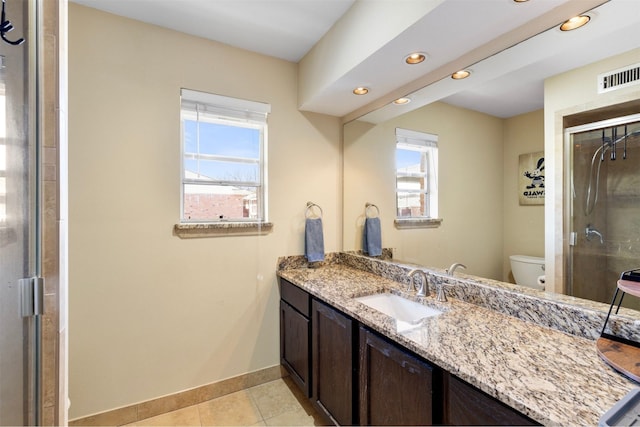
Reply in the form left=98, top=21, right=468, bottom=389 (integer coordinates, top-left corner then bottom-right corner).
left=355, top=293, right=442, bottom=325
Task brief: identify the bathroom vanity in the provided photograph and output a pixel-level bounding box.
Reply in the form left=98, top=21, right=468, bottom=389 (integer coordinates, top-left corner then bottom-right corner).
left=281, top=278, right=536, bottom=425
left=277, top=252, right=638, bottom=426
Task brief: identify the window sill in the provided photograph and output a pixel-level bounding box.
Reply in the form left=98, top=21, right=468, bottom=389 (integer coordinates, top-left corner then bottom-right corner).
left=173, top=222, right=273, bottom=238
left=394, top=218, right=442, bottom=229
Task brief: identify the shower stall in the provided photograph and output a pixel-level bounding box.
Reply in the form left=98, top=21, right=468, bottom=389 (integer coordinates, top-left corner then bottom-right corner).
left=566, top=113, right=640, bottom=310
left=0, top=0, right=42, bottom=425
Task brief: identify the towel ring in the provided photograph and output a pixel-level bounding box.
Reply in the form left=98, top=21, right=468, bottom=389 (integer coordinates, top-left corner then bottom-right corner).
left=365, top=203, right=380, bottom=218
left=306, top=201, right=323, bottom=219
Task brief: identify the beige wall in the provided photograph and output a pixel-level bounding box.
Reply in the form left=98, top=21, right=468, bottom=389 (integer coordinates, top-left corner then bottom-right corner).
left=502, top=110, right=545, bottom=281
left=544, top=47, right=640, bottom=293
left=68, top=4, right=342, bottom=419
left=344, top=102, right=505, bottom=280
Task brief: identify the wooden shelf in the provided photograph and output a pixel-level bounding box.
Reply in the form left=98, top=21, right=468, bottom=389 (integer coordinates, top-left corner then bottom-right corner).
left=597, top=336, right=640, bottom=383
left=617, top=279, right=640, bottom=298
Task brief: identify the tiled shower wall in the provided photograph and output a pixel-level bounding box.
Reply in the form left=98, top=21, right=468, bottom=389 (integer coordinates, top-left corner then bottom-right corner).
left=41, top=0, right=62, bottom=424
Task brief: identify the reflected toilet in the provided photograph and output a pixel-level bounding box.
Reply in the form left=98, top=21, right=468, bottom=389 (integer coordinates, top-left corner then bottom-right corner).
left=509, top=255, right=545, bottom=290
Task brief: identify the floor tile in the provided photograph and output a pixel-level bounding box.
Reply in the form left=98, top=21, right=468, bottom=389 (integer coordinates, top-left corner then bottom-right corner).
left=264, top=407, right=328, bottom=426
left=280, top=376, right=318, bottom=414
left=126, top=405, right=200, bottom=426
left=126, top=377, right=327, bottom=427
left=248, top=378, right=305, bottom=420
left=198, top=390, right=262, bottom=426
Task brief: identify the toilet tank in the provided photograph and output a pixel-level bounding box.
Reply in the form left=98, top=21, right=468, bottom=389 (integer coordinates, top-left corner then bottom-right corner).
left=509, top=255, right=545, bottom=290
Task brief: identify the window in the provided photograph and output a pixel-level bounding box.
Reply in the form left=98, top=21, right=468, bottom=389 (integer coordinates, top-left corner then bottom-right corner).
left=395, top=128, right=438, bottom=219
left=180, top=89, right=270, bottom=223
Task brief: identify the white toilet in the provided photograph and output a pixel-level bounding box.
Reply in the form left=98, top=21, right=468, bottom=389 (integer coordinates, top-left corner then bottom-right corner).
left=509, top=255, right=545, bottom=290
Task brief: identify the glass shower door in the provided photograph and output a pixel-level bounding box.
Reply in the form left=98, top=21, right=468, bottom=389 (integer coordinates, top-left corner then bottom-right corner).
left=0, top=0, right=41, bottom=425
left=566, top=114, right=640, bottom=310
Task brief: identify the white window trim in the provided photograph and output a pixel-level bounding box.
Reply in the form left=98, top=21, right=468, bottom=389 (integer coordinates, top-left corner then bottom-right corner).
left=179, top=89, right=271, bottom=228
left=181, top=89, right=271, bottom=121
left=395, top=127, right=441, bottom=228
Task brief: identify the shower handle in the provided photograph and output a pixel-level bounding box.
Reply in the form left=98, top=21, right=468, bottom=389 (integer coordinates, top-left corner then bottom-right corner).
left=585, top=224, right=604, bottom=245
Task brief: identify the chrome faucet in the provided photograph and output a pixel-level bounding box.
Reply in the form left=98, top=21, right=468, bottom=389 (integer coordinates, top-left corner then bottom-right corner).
left=437, top=263, right=467, bottom=302
left=447, top=263, right=467, bottom=276
left=585, top=224, right=604, bottom=244
left=407, top=269, right=429, bottom=297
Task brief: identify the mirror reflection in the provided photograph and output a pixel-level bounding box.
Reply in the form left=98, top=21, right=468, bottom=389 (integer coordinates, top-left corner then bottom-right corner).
left=567, top=115, right=640, bottom=309
left=343, top=0, right=640, bottom=312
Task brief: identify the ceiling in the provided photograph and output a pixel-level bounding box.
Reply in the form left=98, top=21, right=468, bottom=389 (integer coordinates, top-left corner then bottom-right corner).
left=361, top=0, right=640, bottom=123
left=70, top=0, right=356, bottom=63
left=70, top=0, right=640, bottom=121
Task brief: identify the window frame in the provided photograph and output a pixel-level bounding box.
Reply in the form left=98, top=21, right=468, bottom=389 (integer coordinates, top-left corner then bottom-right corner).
left=180, top=89, right=270, bottom=224
left=395, top=128, right=439, bottom=220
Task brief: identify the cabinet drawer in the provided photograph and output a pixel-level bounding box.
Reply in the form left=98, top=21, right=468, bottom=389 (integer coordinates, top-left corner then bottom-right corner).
left=280, top=278, right=310, bottom=317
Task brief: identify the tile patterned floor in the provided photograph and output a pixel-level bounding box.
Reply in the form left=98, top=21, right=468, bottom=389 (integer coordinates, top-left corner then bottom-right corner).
left=124, top=377, right=330, bottom=426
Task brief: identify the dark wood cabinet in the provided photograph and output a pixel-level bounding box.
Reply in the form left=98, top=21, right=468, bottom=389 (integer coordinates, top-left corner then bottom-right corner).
left=312, top=299, right=355, bottom=426
left=279, top=278, right=542, bottom=426
left=359, top=326, right=438, bottom=426
left=279, top=279, right=311, bottom=397
left=444, top=373, right=540, bottom=426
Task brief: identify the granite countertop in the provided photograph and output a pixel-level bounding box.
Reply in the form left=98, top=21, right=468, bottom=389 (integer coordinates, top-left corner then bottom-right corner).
left=277, top=255, right=638, bottom=426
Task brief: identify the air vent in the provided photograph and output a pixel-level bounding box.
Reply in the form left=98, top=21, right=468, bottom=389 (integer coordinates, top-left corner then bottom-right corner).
left=598, top=63, right=640, bottom=93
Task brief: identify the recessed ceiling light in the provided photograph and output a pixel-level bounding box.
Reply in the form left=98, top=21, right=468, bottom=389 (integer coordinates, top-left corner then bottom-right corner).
left=393, top=97, right=411, bottom=105
left=404, top=52, right=427, bottom=65
left=560, top=15, right=590, bottom=31
left=451, top=70, right=471, bottom=80
left=513, top=0, right=529, bottom=3
left=353, top=87, right=369, bottom=95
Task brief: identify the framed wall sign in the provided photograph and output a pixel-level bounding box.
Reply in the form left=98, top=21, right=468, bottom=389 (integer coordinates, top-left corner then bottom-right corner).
left=519, top=151, right=544, bottom=205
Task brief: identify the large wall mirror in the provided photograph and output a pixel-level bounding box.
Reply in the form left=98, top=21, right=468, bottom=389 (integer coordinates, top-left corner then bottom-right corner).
left=343, top=0, right=640, bottom=311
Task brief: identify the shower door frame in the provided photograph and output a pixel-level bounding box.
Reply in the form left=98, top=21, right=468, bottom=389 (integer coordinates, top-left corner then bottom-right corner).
left=563, top=112, right=640, bottom=299
left=0, top=0, right=43, bottom=425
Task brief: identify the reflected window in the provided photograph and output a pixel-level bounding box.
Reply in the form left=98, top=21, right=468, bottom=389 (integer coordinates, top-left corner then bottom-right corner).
left=395, top=128, right=438, bottom=219
left=180, top=89, right=270, bottom=223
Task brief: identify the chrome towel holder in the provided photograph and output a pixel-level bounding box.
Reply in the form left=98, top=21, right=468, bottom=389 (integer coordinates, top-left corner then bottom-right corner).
left=365, top=202, right=380, bottom=218
left=305, top=201, right=323, bottom=219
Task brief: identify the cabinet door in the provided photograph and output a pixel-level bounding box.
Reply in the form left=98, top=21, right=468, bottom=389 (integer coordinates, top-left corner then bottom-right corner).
left=312, top=299, right=354, bottom=426
left=444, top=374, right=540, bottom=426
left=360, top=327, right=435, bottom=426
left=280, top=301, right=311, bottom=397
